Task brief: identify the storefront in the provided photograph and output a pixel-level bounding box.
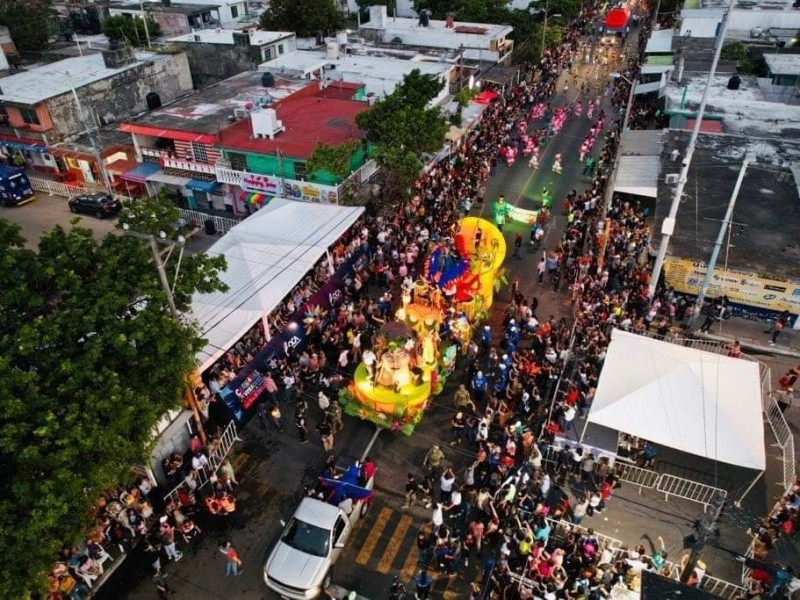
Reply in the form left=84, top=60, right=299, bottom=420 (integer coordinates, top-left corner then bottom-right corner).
left=120, top=162, right=160, bottom=194
left=185, top=178, right=224, bottom=212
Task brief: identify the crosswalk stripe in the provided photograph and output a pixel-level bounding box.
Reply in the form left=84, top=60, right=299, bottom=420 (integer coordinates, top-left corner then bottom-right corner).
left=398, top=540, right=419, bottom=582
left=355, top=507, right=392, bottom=565
left=376, top=515, right=413, bottom=574
left=232, top=452, right=249, bottom=471
left=255, top=483, right=270, bottom=499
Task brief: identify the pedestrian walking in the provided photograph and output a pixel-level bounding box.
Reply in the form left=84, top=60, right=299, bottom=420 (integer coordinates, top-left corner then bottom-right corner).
left=295, top=409, right=308, bottom=443
left=158, top=517, right=183, bottom=562
left=537, top=255, right=546, bottom=283
left=513, top=232, right=523, bottom=259
left=319, top=417, right=335, bottom=453
left=180, top=518, right=202, bottom=556
left=153, top=572, right=175, bottom=598
left=219, top=541, right=243, bottom=576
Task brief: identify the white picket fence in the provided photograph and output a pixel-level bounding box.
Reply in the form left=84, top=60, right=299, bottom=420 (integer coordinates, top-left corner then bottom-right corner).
left=29, top=175, right=90, bottom=198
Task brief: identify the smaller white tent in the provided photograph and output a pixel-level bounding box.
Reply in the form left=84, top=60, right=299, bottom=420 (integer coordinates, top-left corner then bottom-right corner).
left=192, top=198, right=364, bottom=371
left=586, top=329, right=765, bottom=471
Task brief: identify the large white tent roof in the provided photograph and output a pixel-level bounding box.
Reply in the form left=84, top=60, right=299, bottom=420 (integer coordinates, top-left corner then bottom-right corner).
left=192, top=198, right=364, bottom=371
left=587, top=329, right=765, bottom=471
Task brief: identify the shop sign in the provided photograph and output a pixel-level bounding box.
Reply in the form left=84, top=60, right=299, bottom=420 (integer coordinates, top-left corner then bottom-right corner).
left=282, top=180, right=338, bottom=204
left=664, top=257, right=800, bottom=314
left=241, top=173, right=281, bottom=195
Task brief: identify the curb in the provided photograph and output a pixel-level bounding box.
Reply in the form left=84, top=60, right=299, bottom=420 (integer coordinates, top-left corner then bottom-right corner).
left=696, top=332, right=800, bottom=359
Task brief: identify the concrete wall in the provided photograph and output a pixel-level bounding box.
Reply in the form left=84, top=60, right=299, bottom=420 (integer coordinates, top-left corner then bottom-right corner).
left=174, top=40, right=262, bottom=88
left=46, top=52, right=193, bottom=139
left=680, top=9, right=800, bottom=37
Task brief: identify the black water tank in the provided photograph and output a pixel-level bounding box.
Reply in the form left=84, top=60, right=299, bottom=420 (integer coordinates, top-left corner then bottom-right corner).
left=146, top=92, right=162, bottom=110
left=727, top=75, right=741, bottom=90
left=261, top=72, right=275, bottom=88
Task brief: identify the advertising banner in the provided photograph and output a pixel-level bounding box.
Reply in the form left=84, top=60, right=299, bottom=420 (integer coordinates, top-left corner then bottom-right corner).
left=664, top=257, right=800, bottom=317
left=219, top=248, right=365, bottom=421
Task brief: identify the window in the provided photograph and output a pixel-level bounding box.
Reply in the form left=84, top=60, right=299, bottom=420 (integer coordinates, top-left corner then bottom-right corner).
left=278, top=44, right=285, bottom=55
left=230, top=5, right=238, bottom=18
left=191, top=142, right=209, bottom=163
left=228, top=152, right=247, bottom=171
left=333, top=518, right=346, bottom=543
left=294, top=161, right=307, bottom=179
left=66, top=157, right=80, bottom=170
left=19, top=108, right=40, bottom=125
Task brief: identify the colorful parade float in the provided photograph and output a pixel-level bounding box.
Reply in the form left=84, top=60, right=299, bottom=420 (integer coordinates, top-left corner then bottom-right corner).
left=340, top=217, right=506, bottom=435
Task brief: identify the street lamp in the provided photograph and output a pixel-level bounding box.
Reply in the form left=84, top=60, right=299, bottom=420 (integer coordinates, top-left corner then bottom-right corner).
left=529, top=0, right=561, bottom=56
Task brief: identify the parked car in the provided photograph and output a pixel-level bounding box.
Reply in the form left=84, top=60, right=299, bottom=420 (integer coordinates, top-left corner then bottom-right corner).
left=264, top=465, right=373, bottom=599
left=68, top=193, right=121, bottom=218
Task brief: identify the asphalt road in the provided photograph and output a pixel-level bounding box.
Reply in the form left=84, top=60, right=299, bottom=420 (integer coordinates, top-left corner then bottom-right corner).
left=0, top=191, right=120, bottom=248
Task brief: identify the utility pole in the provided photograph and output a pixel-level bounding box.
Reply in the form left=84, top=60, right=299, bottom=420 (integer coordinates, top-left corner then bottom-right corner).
left=141, top=1, right=152, bottom=50
left=687, top=157, right=750, bottom=328
left=67, top=72, right=112, bottom=190
left=647, top=0, right=734, bottom=301
left=123, top=226, right=207, bottom=443
left=680, top=490, right=726, bottom=583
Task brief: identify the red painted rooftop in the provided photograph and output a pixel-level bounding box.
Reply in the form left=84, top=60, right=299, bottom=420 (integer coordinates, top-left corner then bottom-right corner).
left=217, top=93, right=368, bottom=160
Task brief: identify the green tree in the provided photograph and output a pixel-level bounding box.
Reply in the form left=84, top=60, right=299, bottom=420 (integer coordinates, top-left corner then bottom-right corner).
left=0, top=0, right=55, bottom=54
left=116, top=190, right=184, bottom=239
left=100, top=14, right=160, bottom=46
left=412, top=0, right=462, bottom=19
left=306, top=140, right=362, bottom=181
left=260, top=0, right=344, bottom=40
left=720, top=42, right=756, bottom=74
left=455, top=0, right=511, bottom=22
left=356, top=69, right=447, bottom=200
left=0, top=220, right=227, bottom=597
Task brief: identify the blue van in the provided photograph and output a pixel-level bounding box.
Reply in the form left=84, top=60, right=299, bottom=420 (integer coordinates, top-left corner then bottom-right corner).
left=0, top=165, right=34, bottom=206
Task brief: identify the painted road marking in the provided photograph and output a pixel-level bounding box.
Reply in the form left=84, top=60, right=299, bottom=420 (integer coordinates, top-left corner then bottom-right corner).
left=355, top=507, right=392, bottom=565
left=376, top=515, right=413, bottom=573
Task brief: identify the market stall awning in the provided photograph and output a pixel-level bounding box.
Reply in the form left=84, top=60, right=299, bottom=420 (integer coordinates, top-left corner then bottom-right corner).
left=0, top=138, right=47, bottom=152
left=613, top=155, right=660, bottom=198
left=635, top=80, right=663, bottom=95
left=587, top=329, right=765, bottom=471
left=146, top=171, right=192, bottom=187
left=186, top=179, right=219, bottom=193
left=640, top=64, right=673, bottom=75
left=645, top=29, right=674, bottom=54
left=121, top=162, right=160, bottom=183
left=192, top=198, right=365, bottom=371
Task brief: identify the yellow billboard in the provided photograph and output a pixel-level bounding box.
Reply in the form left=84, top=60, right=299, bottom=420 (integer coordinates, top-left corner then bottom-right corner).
left=664, top=257, right=800, bottom=315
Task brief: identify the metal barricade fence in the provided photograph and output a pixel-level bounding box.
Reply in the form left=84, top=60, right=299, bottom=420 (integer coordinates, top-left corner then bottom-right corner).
left=656, top=474, right=727, bottom=512
left=163, top=421, right=239, bottom=504
left=615, top=462, right=659, bottom=491
left=29, top=175, right=88, bottom=198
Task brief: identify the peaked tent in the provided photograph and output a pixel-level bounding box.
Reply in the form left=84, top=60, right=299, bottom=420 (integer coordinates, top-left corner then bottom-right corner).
left=192, top=198, right=364, bottom=372
left=585, top=329, right=765, bottom=471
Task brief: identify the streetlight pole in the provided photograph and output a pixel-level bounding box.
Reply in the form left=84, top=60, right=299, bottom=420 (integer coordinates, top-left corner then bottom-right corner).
left=647, top=0, right=734, bottom=301
left=687, top=157, right=750, bottom=328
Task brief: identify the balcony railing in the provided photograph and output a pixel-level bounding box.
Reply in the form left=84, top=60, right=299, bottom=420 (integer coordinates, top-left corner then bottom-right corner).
left=215, top=165, right=243, bottom=185
left=141, top=147, right=166, bottom=159
left=163, top=156, right=216, bottom=175
left=0, top=124, right=51, bottom=145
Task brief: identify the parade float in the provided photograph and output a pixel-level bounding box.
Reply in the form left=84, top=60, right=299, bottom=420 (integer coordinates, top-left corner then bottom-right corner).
left=339, top=217, right=507, bottom=435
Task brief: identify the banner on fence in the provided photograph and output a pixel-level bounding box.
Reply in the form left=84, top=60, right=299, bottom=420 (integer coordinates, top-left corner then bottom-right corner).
left=219, top=248, right=366, bottom=421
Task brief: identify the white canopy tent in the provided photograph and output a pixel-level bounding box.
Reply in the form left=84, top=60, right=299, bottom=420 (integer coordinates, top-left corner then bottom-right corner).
left=192, top=198, right=364, bottom=372
left=613, top=155, right=661, bottom=198
left=584, top=329, right=765, bottom=472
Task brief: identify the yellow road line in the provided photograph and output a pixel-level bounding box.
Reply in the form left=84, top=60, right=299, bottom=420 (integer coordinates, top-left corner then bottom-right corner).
left=232, top=452, right=249, bottom=471
left=355, top=507, right=392, bottom=565
left=376, top=515, right=413, bottom=574
left=398, top=541, right=419, bottom=582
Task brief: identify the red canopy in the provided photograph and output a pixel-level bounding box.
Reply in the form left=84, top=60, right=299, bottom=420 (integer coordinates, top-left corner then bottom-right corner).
left=475, top=90, right=499, bottom=105
left=605, top=6, right=630, bottom=30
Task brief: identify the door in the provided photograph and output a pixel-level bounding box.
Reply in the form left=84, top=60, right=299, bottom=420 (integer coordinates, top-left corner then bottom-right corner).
left=330, top=516, right=350, bottom=562
left=78, top=160, right=95, bottom=184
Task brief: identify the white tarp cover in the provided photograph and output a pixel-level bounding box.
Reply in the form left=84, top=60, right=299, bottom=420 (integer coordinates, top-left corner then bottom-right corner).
left=192, top=198, right=364, bottom=371
left=588, top=329, right=765, bottom=471
left=613, top=155, right=661, bottom=198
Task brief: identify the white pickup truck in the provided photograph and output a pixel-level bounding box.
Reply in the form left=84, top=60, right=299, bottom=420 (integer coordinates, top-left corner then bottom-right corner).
left=264, top=469, right=373, bottom=599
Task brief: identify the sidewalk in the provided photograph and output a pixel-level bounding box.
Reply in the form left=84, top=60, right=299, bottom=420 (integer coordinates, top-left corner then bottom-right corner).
left=696, top=316, right=800, bottom=359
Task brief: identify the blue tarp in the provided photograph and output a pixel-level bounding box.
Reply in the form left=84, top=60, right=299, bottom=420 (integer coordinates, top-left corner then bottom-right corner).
left=120, top=162, right=159, bottom=183
left=186, top=179, right=219, bottom=193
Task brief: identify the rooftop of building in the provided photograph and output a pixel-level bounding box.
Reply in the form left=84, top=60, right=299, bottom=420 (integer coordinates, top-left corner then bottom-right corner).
left=0, top=51, right=171, bottom=105
left=168, top=28, right=294, bottom=45
left=698, top=0, right=795, bottom=9
left=663, top=71, right=800, bottom=137
left=260, top=47, right=453, bottom=98
left=109, top=0, right=218, bottom=14
left=764, top=53, right=800, bottom=75
left=654, top=129, right=800, bottom=278
left=120, top=70, right=310, bottom=137
left=360, top=11, right=513, bottom=39
left=216, top=93, right=367, bottom=159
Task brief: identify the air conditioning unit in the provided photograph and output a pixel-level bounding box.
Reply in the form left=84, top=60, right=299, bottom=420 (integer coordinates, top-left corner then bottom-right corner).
left=233, top=108, right=249, bottom=119
left=665, top=173, right=679, bottom=184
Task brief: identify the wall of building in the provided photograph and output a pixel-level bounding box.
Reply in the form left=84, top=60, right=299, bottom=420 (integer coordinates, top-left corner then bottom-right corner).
left=174, top=40, right=262, bottom=88
left=5, top=104, right=54, bottom=133
left=45, top=53, right=193, bottom=140
left=215, top=0, right=248, bottom=23
left=680, top=9, right=800, bottom=37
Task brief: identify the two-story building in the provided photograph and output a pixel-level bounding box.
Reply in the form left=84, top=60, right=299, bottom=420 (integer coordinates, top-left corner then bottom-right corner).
left=0, top=45, right=193, bottom=186
left=168, top=0, right=249, bottom=25
left=169, top=28, right=297, bottom=88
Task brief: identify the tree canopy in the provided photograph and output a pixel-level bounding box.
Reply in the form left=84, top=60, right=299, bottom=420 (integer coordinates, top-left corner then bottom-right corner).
left=0, top=220, right=226, bottom=597
left=356, top=69, right=447, bottom=199
left=101, top=14, right=161, bottom=46
left=306, top=140, right=362, bottom=181
left=117, top=189, right=184, bottom=240
left=260, top=0, right=344, bottom=39
left=0, top=0, right=55, bottom=54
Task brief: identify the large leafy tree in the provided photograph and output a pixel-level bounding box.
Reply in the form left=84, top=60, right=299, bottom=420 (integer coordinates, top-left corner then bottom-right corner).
left=306, top=140, right=362, bottom=181
left=356, top=69, right=447, bottom=201
left=0, top=0, right=55, bottom=54
left=260, top=0, right=344, bottom=39
left=0, top=220, right=226, bottom=597
left=101, top=14, right=161, bottom=46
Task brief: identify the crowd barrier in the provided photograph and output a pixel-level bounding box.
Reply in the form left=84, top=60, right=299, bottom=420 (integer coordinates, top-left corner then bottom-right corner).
left=29, top=174, right=91, bottom=198
left=178, top=209, right=239, bottom=235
